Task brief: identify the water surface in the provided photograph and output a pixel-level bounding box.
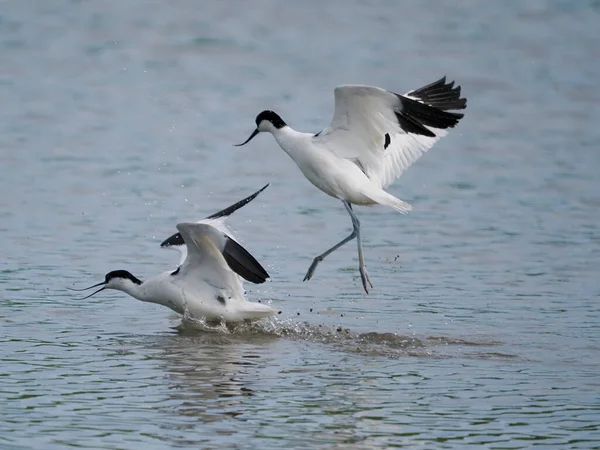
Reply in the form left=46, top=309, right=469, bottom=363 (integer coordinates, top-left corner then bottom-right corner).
left=1, top=1, right=599, bottom=448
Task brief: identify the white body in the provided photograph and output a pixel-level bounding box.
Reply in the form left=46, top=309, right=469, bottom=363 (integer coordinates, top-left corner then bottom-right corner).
left=114, top=269, right=275, bottom=323
left=258, top=82, right=464, bottom=212
left=271, top=127, right=405, bottom=208
left=108, top=220, right=277, bottom=323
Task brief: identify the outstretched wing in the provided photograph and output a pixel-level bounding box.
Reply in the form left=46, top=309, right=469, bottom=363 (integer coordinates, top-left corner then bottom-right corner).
left=161, top=183, right=269, bottom=249
left=160, top=184, right=270, bottom=283
left=176, top=222, right=229, bottom=285
left=316, top=77, right=466, bottom=188
left=176, top=222, right=269, bottom=288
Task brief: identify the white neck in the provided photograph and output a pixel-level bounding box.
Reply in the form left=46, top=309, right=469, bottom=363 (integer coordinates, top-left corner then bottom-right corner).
left=270, top=126, right=314, bottom=162
left=113, top=282, right=147, bottom=302
left=110, top=277, right=185, bottom=314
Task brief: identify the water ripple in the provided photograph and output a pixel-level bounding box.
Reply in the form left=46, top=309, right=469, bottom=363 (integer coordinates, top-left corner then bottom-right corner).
left=2, top=0, right=600, bottom=448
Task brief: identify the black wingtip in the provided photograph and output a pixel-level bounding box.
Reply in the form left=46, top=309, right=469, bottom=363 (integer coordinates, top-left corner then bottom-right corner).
left=407, top=76, right=468, bottom=111
left=396, top=76, right=467, bottom=137
left=222, top=237, right=270, bottom=284
left=206, top=183, right=270, bottom=220
left=160, top=184, right=270, bottom=249
left=161, top=232, right=184, bottom=248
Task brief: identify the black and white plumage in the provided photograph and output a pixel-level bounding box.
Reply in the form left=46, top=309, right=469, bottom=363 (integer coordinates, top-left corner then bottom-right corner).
left=236, top=77, right=467, bottom=293
left=69, top=185, right=277, bottom=323
left=161, top=183, right=270, bottom=284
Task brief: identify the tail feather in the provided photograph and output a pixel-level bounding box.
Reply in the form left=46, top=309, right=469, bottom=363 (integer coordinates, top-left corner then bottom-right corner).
left=384, top=197, right=412, bottom=214
left=364, top=188, right=412, bottom=214
left=237, top=302, right=279, bottom=320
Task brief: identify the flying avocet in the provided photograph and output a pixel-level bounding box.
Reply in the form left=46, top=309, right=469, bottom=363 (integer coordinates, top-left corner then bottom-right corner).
left=236, top=77, right=467, bottom=293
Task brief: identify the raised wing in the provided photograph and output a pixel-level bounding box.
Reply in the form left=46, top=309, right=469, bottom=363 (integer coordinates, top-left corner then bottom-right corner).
left=316, top=77, right=466, bottom=188
left=175, top=221, right=269, bottom=285
left=175, top=222, right=233, bottom=289
left=161, top=183, right=269, bottom=249
left=161, top=184, right=270, bottom=282
left=206, top=183, right=270, bottom=220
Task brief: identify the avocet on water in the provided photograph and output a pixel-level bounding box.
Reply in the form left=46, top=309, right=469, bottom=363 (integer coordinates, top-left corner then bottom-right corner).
left=236, top=77, right=467, bottom=293
left=69, top=185, right=278, bottom=323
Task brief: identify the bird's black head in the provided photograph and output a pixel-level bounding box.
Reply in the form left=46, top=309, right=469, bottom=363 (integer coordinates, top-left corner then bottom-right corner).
left=105, top=270, right=142, bottom=285
left=235, top=110, right=287, bottom=147
left=255, top=110, right=286, bottom=129
left=68, top=269, right=142, bottom=300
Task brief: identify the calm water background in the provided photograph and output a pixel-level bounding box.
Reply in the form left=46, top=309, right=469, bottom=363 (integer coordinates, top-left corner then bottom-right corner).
left=1, top=0, right=600, bottom=448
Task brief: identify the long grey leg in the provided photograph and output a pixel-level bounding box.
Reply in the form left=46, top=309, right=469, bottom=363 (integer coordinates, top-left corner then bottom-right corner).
left=303, top=201, right=373, bottom=293
left=303, top=200, right=356, bottom=283
left=351, top=203, right=373, bottom=293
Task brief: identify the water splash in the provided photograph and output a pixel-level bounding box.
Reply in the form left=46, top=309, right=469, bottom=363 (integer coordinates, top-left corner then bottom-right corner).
left=173, top=315, right=512, bottom=360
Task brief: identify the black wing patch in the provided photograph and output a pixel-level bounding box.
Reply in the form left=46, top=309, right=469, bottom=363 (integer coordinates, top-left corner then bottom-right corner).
left=222, top=237, right=270, bottom=284
left=395, top=76, right=467, bottom=138
left=160, top=184, right=269, bottom=249
left=384, top=133, right=391, bottom=149
left=162, top=233, right=185, bottom=248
